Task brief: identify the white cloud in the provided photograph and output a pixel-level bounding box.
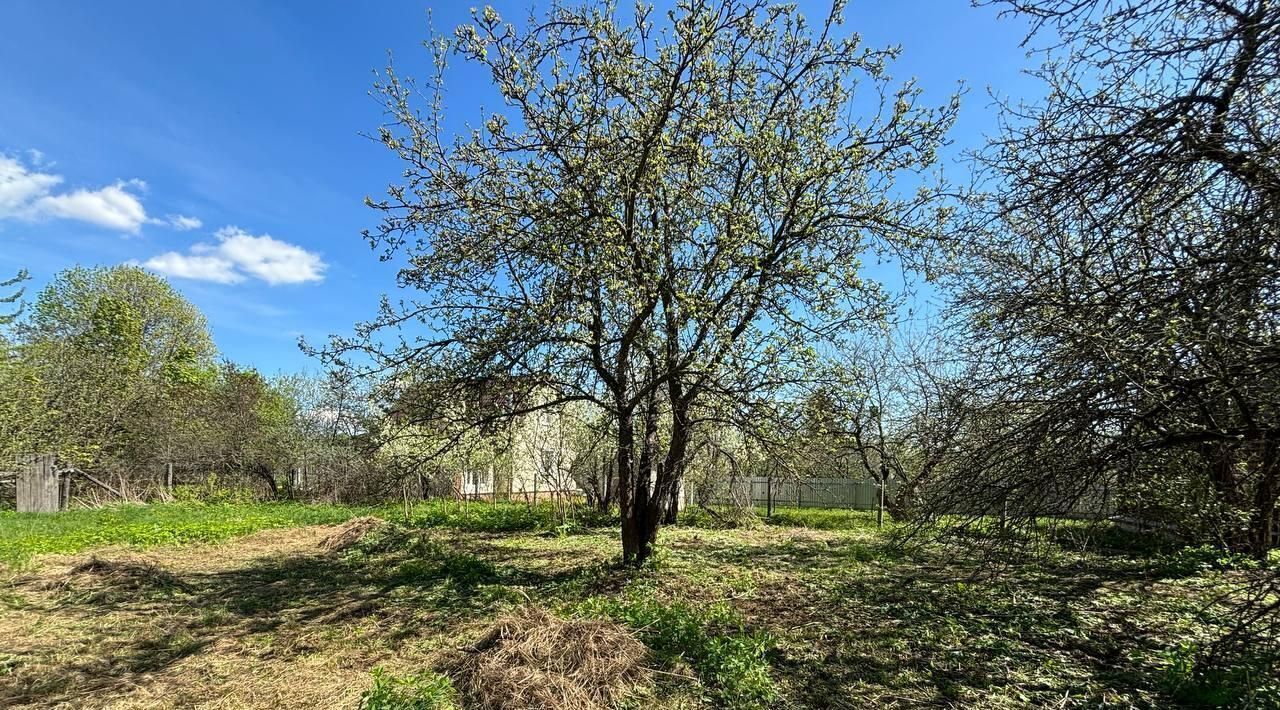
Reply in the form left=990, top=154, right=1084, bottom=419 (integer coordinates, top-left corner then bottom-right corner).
left=140, top=251, right=242, bottom=284
left=212, top=226, right=327, bottom=284
left=164, top=214, right=202, bottom=230
left=142, top=226, right=326, bottom=286
left=32, top=181, right=149, bottom=233
left=0, top=152, right=196, bottom=234
left=0, top=155, right=62, bottom=214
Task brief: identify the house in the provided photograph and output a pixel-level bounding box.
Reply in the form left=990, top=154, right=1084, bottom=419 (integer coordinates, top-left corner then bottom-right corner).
left=382, top=376, right=584, bottom=502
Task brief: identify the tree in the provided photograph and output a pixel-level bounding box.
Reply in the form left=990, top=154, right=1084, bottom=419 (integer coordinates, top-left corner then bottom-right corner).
left=10, top=265, right=216, bottom=474
left=208, top=363, right=295, bottom=497
left=0, top=270, right=28, bottom=326
left=329, top=0, right=956, bottom=564
left=957, top=0, right=1280, bottom=555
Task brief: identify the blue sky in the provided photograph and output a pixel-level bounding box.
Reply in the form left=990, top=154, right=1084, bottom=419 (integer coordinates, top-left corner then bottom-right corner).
left=0, top=0, right=1038, bottom=374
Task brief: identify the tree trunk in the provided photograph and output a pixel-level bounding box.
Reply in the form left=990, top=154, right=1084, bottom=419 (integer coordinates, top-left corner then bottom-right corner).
left=598, top=457, right=615, bottom=514
left=617, top=408, right=648, bottom=565
left=1246, top=443, right=1278, bottom=559
left=888, top=478, right=920, bottom=522
left=661, top=471, right=682, bottom=525
left=1203, top=444, right=1254, bottom=554
left=254, top=464, right=279, bottom=499
left=624, top=395, right=661, bottom=565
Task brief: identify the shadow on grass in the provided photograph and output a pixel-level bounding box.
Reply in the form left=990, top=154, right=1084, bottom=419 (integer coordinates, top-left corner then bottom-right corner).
left=737, top=538, right=1214, bottom=708
left=2, top=531, right=619, bottom=707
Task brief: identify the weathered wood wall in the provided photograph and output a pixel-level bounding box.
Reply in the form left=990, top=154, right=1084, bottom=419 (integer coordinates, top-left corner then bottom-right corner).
left=16, top=454, right=61, bottom=513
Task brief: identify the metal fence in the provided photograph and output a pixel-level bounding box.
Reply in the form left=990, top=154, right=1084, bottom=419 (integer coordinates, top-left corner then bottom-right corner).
left=697, top=476, right=897, bottom=510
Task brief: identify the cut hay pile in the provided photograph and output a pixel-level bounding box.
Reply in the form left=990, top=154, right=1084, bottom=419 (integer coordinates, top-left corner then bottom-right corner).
left=318, top=516, right=386, bottom=551
left=51, top=556, right=191, bottom=594
left=456, top=606, right=651, bottom=710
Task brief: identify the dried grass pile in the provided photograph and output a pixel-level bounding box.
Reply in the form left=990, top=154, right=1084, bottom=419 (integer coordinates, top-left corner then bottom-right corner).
left=455, top=606, right=651, bottom=710
left=55, top=556, right=190, bottom=593
left=318, top=516, right=386, bottom=551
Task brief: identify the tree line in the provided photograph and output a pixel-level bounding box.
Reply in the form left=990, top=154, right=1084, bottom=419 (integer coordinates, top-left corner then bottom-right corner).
left=0, top=265, right=377, bottom=502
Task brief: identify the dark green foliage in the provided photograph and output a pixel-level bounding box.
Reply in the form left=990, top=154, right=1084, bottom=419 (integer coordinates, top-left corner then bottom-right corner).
left=676, top=506, right=762, bottom=530
left=1153, top=544, right=1266, bottom=578
left=760, top=507, right=881, bottom=532
left=171, top=473, right=259, bottom=505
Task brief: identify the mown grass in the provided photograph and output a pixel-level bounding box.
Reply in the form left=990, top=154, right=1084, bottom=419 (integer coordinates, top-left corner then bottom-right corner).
left=1, top=500, right=1275, bottom=708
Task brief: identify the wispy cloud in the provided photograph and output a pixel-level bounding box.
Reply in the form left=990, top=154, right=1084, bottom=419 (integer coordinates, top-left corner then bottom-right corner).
left=142, top=225, right=326, bottom=286
left=163, top=214, right=202, bottom=231
left=0, top=152, right=196, bottom=235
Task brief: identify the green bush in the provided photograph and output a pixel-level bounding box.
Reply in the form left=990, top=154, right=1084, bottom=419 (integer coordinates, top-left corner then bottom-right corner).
left=358, top=668, right=457, bottom=710
left=580, top=589, right=776, bottom=709
left=171, top=473, right=258, bottom=505
left=1154, top=544, right=1265, bottom=577
left=345, top=522, right=435, bottom=558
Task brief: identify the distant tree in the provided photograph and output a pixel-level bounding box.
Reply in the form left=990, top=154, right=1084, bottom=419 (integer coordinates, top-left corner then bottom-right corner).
left=328, top=0, right=957, bottom=564
left=12, top=265, right=216, bottom=472
left=0, top=270, right=40, bottom=462
left=209, top=363, right=295, bottom=497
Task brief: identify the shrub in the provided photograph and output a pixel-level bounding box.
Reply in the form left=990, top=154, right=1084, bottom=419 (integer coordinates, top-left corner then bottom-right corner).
left=171, top=473, right=258, bottom=505
left=1154, top=544, right=1264, bottom=577
left=359, top=668, right=457, bottom=710
left=389, top=500, right=611, bottom=534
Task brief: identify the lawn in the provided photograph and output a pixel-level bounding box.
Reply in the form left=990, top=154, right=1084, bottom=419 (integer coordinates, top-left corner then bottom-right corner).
left=0, top=502, right=371, bottom=567
left=0, top=502, right=1275, bottom=708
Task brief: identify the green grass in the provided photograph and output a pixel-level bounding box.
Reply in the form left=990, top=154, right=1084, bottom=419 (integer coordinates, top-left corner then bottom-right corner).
left=677, top=504, right=884, bottom=531
left=758, top=505, right=883, bottom=531
left=0, top=499, right=618, bottom=569
left=379, top=498, right=616, bottom=533
left=2, top=500, right=1275, bottom=708
left=580, top=586, right=776, bottom=709
left=359, top=668, right=458, bottom=710
left=0, top=502, right=368, bottom=567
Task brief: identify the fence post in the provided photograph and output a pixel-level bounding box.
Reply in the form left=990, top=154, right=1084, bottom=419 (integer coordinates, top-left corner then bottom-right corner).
left=877, top=478, right=885, bottom=528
